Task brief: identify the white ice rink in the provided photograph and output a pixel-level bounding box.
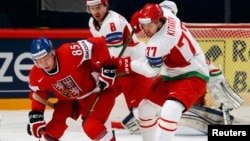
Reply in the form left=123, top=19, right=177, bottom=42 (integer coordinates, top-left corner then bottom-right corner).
left=1, top=105, right=250, bottom=141
left=0, top=110, right=207, bottom=141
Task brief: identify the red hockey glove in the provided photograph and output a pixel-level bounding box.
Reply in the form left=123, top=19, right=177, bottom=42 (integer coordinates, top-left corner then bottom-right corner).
left=98, top=65, right=116, bottom=90
left=27, top=111, right=46, bottom=138
left=112, top=56, right=132, bottom=75
left=130, top=11, right=141, bottom=33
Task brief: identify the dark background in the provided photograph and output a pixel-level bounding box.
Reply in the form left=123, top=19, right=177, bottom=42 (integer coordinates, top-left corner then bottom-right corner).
left=0, top=0, right=250, bottom=29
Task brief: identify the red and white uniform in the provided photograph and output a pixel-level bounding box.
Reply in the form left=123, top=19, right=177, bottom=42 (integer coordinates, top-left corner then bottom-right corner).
left=29, top=37, right=116, bottom=140
left=89, top=10, right=152, bottom=108
left=132, top=5, right=209, bottom=109
left=130, top=3, right=210, bottom=141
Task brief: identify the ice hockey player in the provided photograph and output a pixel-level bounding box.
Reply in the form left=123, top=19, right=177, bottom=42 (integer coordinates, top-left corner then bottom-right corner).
left=86, top=0, right=153, bottom=134
left=119, top=1, right=243, bottom=140
left=129, top=0, right=243, bottom=133
left=27, top=36, right=117, bottom=141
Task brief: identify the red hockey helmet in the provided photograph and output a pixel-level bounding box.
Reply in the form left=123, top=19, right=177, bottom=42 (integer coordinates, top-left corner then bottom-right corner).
left=86, top=0, right=108, bottom=6
left=138, top=3, right=164, bottom=24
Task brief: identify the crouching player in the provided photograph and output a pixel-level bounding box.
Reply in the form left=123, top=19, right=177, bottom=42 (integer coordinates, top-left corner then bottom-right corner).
left=27, top=37, right=117, bottom=141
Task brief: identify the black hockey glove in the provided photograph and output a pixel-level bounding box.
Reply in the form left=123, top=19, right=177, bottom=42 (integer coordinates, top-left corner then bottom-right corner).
left=98, top=65, right=116, bottom=90
left=27, top=111, right=46, bottom=138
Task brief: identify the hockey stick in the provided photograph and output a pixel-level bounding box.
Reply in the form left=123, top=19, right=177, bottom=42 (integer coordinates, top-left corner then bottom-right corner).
left=32, top=87, right=100, bottom=109
left=33, top=93, right=54, bottom=108
left=118, top=26, right=137, bottom=57
left=82, top=90, right=102, bottom=125
left=83, top=27, right=137, bottom=125
left=39, top=130, right=60, bottom=141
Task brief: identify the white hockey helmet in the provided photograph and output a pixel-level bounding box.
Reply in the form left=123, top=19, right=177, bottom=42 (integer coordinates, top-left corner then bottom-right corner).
left=159, top=0, right=178, bottom=15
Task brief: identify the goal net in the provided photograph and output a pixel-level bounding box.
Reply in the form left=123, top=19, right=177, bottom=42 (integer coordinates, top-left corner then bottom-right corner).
left=185, top=23, right=250, bottom=108
left=109, top=23, right=250, bottom=128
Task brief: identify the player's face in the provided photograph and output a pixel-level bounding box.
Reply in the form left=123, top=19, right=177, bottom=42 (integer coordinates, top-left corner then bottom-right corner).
left=89, top=4, right=107, bottom=22
left=35, top=53, right=55, bottom=72
left=141, top=22, right=159, bottom=37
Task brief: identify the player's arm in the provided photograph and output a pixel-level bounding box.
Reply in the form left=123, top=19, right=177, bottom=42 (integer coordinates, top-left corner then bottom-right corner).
left=82, top=37, right=112, bottom=64
left=82, top=37, right=116, bottom=90
left=27, top=90, right=48, bottom=138
left=29, top=91, right=48, bottom=111
left=28, top=69, right=49, bottom=111
left=130, top=59, right=160, bottom=78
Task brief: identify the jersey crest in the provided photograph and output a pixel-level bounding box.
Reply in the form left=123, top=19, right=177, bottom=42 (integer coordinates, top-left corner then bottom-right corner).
left=52, top=75, right=82, bottom=98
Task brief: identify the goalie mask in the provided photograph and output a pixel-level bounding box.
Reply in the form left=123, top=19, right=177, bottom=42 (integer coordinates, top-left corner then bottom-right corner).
left=138, top=3, right=164, bottom=24
left=31, top=37, right=54, bottom=60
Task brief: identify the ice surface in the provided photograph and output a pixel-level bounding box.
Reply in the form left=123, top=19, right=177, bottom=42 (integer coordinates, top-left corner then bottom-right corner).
left=0, top=110, right=207, bottom=141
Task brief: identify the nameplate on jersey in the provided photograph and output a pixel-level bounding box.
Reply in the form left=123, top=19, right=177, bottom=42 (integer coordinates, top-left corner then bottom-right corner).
left=78, top=40, right=93, bottom=60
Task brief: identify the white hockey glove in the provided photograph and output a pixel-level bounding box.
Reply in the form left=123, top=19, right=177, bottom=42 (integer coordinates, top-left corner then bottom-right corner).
left=122, top=111, right=140, bottom=134
left=207, top=69, right=244, bottom=110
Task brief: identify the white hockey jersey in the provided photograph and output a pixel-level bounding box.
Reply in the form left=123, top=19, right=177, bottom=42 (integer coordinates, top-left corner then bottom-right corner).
left=131, top=9, right=209, bottom=81
left=89, top=10, right=146, bottom=61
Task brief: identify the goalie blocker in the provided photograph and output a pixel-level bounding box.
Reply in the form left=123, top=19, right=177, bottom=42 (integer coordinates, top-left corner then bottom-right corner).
left=208, top=69, right=244, bottom=110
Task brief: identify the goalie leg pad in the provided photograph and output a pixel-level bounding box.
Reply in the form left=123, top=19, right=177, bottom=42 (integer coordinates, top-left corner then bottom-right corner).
left=179, top=113, right=208, bottom=134
left=190, top=105, right=234, bottom=124
left=179, top=105, right=234, bottom=134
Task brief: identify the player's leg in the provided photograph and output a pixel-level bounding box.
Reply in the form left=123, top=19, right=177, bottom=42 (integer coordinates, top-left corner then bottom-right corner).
left=154, top=76, right=207, bottom=141
left=138, top=99, right=161, bottom=141
left=44, top=100, right=73, bottom=139
left=118, top=73, right=152, bottom=134
left=156, top=100, right=185, bottom=141
left=82, top=90, right=116, bottom=141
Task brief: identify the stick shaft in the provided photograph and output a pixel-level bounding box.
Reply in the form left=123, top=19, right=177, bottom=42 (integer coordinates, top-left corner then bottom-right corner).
left=32, top=93, right=54, bottom=108
left=118, top=27, right=137, bottom=57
